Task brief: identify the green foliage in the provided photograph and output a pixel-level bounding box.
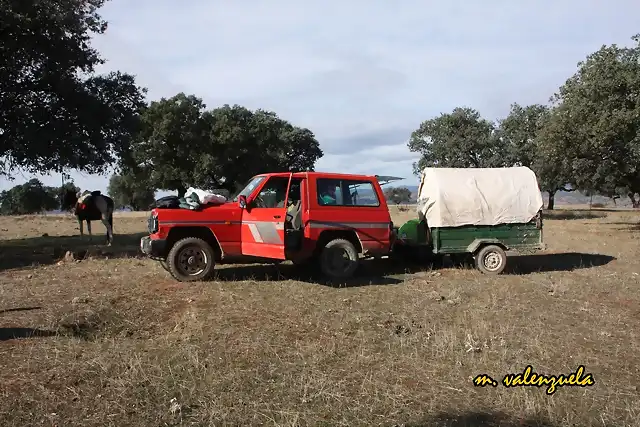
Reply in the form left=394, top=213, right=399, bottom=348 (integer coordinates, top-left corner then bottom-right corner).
left=408, top=107, right=508, bottom=175
left=129, top=94, right=323, bottom=196
left=498, top=103, right=574, bottom=209
left=0, top=0, right=147, bottom=176
left=127, top=93, right=208, bottom=197
left=107, top=172, right=156, bottom=211
left=498, top=103, right=550, bottom=169
left=544, top=34, right=640, bottom=206
left=384, top=187, right=412, bottom=204
left=0, top=179, right=60, bottom=215
left=60, top=181, right=81, bottom=196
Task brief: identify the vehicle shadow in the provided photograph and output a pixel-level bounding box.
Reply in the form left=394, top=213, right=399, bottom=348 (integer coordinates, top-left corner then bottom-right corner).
left=0, top=232, right=148, bottom=271
left=204, top=251, right=616, bottom=286
left=505, top=252, right=616, bottom=274
left=379, top=252, right=616, bottom=276
left=213, top=260, right=408, bottom=287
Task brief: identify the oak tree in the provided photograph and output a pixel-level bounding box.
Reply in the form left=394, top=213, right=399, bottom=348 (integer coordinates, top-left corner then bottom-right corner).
left=107, top=172, right=156, bottom=211
left=408, top=107, right=508, bottom=175
left=546, top=34, right=640, bottom=207
left=384, top=187, right=412, bottom=205
left=128, top=93, right=209, bottom=197
left=498, top=103, right=573, bottom=209
left=0, top=0, right=146, bottom=176
left=0, top=179, right=59, bottom=215
left=129, top=96, right=324, bottom=196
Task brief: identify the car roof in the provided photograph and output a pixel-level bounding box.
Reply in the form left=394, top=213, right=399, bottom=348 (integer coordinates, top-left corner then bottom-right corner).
left=255, top=171, right=376, bottom=180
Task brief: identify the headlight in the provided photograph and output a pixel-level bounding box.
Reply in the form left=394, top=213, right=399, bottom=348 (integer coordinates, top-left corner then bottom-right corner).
left=148, top=214, right=158, bottom=233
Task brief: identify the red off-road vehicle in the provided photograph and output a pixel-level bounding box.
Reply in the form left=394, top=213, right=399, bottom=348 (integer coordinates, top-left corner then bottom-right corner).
left=140, top=172, right=397, bottom=282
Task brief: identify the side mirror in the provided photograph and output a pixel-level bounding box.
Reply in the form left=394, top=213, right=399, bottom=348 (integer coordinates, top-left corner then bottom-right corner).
left=238, top=195, right=247, bottom=209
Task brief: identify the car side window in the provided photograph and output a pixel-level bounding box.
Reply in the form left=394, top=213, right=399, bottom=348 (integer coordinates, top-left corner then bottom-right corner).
left=252, top=176, right=290, bottom=208
left=316, top=178, right=380, bottom=207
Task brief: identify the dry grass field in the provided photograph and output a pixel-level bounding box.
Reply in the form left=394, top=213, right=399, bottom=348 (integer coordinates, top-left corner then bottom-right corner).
left=1, top=207, right=639, bottom=426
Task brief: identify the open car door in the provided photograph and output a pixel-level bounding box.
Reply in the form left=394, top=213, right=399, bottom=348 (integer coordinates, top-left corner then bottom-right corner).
left=240, top=174, right=292, bottom=260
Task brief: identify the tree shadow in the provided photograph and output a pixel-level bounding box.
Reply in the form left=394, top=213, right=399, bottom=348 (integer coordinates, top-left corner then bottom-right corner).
left=543, top=210, right=607, bottom=220
left=505, top=252, right=616, bottom=274
left=405, top=411, right=602, bottom=427
left=620, top=222, right=640, bottom=230
left=0, top=306, right=42, bottom=314
left=0, top=232, right=147, bottom=271
left=0, top=327, right=57, bottom=341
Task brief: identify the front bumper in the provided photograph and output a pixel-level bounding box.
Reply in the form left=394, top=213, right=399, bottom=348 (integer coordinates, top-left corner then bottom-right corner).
left=140, top=236, right=167, bottom=259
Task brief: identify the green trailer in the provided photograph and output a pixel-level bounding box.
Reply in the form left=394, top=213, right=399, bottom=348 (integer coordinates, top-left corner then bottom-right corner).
left=392, top=166, right=546, bottom=275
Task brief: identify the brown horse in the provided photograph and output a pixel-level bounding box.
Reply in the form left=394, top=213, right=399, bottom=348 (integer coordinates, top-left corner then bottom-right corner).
left=63, top=190, right=115, bottom=245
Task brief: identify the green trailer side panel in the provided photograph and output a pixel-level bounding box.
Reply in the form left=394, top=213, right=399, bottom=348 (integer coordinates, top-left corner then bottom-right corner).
left=431, top=221, right=542, bottom=254
left=397, top=219, right=428, bottom=245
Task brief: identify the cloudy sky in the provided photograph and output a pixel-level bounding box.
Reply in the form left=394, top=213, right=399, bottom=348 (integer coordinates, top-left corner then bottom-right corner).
left=2, top=0, right=639, bottom=195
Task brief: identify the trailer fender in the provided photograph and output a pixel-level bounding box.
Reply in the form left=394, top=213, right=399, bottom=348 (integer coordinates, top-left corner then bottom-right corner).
left=467, top=239, right=508, bottom=254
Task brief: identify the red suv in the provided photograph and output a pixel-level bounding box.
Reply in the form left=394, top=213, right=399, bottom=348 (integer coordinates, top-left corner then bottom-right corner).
left=140, top=172, right=395, bottom=281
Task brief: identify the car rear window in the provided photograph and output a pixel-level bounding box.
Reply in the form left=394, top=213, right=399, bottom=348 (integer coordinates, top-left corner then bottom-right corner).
left=316, top=178, right=380, bottom=207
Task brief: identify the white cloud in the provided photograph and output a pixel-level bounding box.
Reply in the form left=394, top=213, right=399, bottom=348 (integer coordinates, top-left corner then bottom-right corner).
left=3, top=0, right=640, bottom=195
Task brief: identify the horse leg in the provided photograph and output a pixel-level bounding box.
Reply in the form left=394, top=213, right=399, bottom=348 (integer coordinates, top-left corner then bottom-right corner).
left=87, top=221, right=93, bottom=242
left=102, top=216, right=113, bottom=246
left=78, top=218, right=84, bottom=237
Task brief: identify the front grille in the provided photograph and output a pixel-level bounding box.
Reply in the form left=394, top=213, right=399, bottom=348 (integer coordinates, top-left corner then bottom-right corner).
left=147, top=214, right=158, bottom=234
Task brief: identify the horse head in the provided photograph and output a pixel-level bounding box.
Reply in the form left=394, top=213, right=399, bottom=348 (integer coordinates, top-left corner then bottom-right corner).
left=61, top=189, right=79, bottom=212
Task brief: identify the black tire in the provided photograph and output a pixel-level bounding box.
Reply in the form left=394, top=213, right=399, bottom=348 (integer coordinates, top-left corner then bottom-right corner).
left=475, top=245, right=507, bottom=275
left=319, top=238, right=360, bottom=280
left=166, top=237, right=216, bottom=282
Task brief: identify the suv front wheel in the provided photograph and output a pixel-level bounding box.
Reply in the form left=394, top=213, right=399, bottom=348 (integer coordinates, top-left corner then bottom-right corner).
left=166, top=237, right=216, bottom=282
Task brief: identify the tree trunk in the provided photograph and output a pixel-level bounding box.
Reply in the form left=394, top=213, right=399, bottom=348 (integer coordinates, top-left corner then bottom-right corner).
left=547, top=191, right=555, bottom=210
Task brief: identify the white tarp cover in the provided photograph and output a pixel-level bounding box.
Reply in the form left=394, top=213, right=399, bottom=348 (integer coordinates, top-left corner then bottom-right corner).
left=416, top=166, right=544, bottom=228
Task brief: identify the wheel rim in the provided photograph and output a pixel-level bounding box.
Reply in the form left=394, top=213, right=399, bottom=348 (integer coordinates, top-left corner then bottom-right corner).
left=177, top=245, right=208, bottom=276
left=327, top=247, right=353, bottom=274
left=483, top=251, right=503, bottom=271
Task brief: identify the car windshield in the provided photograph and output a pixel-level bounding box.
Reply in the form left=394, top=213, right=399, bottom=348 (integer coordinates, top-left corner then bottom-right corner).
left=232, top=176, right=266, bottom=201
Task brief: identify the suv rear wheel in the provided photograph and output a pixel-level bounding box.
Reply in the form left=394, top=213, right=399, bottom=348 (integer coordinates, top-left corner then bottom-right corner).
left=319, top=238, right=360, bottom=280
left=166, top=237, right=216, bottom=282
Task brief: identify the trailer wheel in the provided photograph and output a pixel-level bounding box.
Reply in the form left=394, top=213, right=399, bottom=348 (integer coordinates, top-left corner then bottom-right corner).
left=475, top=245, right=507, bottom=275
left=166, top=237, right=216, bottom=282
left=320, top=238, right=360, bottom=280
